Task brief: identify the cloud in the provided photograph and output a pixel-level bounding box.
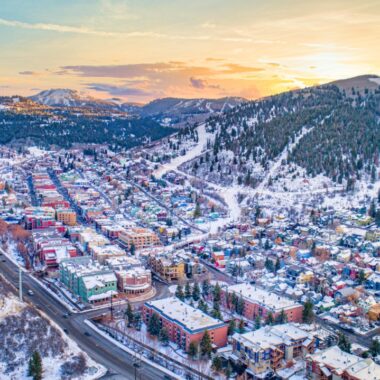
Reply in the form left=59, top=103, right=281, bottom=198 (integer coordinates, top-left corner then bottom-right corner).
left=19, top=71, right=37, bottom=75
left=0, top=17, right=166, bottom=38
left=189, top=77, right=221, bottom=90
left=86, top=83, right=150, bottom=96
left=189, top=77, right=206, bottom=89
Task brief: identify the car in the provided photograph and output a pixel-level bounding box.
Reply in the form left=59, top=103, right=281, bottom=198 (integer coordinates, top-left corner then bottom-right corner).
left=27, top=290, right=34, bottom=296
left=63, top=328, right=69, bottom=334
left=2, top=259, right=6, bottom=263
left=84, top=331, right=91, bottom=337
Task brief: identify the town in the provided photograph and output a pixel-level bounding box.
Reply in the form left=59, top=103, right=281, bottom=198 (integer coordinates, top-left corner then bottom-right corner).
left=0, top=134, right=379, bottom=380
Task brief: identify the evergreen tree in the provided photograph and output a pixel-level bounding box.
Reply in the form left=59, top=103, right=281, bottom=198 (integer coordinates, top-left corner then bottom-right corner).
left=275, top=258, right=281, bottom=273
left=228, top=319, right=236, bottom=336
left=338, top=332, right=351, bottom=353
left=254, top=315, right=261, bottom=330
left=370, top=339, right=380, bottom=356
left=175, top=285, right=185, bottom=301
left=188, top=341, right=198, bottom=359
left=213, top=282, right=221, bottom=303
left=148, top=313, right=161, bottom=336
left=369, top=199, right=377, bottom=218
left=159, top=327, right=169, bottom=345
left=185, top=282, right=192, bottom=299
left=200, top=330, right=213, bottom=357
left=193, top=202, right=201, bottom=218
left=130, top=243, right=136, bottom=255
left=192, top=282, right=200, bottom=301
left=238, top=319, right=245, bottom=333
left=236, top=296, right=245, bottom=315
left=275, top=309, right=287, bottom=324
left=265, top=312, right=274, bottom=325
left=125, top=303, right=134, bottom=327
left=202, top=279, right=210, bottom=296
left=302, top=299, right=315, bottom=324
left=28, top=351, right=43, bottom=380
left=212, top=356, right=223, bottom=372
left=198, top=299, right=208, bottom=313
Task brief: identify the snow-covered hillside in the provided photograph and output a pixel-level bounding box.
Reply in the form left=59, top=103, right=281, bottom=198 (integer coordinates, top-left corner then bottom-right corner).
left=0, top=276, right=105, bottom=380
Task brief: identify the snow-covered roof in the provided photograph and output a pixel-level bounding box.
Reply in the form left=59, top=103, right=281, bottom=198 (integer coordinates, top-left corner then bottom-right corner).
left=146, top=297, right=225, bottom=333
left=227, top=283, right=301, bottom=312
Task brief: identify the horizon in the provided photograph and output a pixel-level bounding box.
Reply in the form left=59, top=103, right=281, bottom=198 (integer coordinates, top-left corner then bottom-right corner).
left=1, top=0, right=380, bottom=102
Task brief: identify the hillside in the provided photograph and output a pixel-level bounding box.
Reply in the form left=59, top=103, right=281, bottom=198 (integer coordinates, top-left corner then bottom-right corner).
left=0, top=275, right=104, bottom=379
left=176, top=75, right=380, bottom=210
left=0, top=96, right=174, bottom=149
left=136, top=96, right=246, bottom=126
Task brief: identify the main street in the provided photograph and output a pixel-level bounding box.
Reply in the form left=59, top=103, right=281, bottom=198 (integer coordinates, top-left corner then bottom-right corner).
left=0, top=249, right=176, bottom=380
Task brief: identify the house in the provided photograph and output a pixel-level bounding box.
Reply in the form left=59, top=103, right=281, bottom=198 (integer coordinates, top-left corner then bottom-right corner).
left=306, top=346, right=380, bottom=380
left=143, top=297, right=228, bottom=351
left=232, top=324, right=316, bottom=379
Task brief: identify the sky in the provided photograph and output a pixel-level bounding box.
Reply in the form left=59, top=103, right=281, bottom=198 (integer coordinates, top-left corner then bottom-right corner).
left=0, top=0, right=379, bottom=103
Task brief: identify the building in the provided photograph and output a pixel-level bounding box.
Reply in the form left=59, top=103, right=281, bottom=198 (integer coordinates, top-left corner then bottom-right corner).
left=56, top=209, right=77, bottom=226
left=306, top=346, right=380, bottom=380
left=143, top=297, right=228, bottom=351
left=147, top=254, right=186, bottom=282
left=24, top=207, right=57, bottom=230
left=225, top=284, right=303, bottom=323
left=232, top=324, right=316, bottom=379
left=59, top=257, right=117, bottom=304
left=118, top=227, right=160, bottom=250
left=91, top=244, right=126, bottom=264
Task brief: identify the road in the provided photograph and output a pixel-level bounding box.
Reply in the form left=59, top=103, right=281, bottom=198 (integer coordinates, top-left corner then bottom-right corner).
left=0, top=250, right=176, bottom=380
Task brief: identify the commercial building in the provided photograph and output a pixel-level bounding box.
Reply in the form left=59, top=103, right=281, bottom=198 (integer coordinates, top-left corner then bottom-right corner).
left=143, top=297, right=228, bottom=351
left=225, top=284, right=303, bottom=323
left=118, top=227, right=160, bottom=250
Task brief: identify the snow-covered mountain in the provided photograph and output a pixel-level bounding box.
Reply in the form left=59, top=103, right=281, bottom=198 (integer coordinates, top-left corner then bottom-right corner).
left=29, top=88, right=124, bottom=112
left=136, top=96, right=247, bottom=126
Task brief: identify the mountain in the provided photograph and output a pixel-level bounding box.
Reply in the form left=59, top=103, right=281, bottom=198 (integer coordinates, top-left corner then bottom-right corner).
left=29, top=88, right=123, bottom=113
left=29, top=90, right=246, bottom=126
left=134, top=96, right=246, bottom=126
left=0, top=94, right=174, bottom=149
left=180, top=75, right=380, bottom=191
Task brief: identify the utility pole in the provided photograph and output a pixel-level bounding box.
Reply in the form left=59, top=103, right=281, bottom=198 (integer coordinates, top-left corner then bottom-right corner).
left=110, top=293, right=114, bottom=320
left=19, top=267, right=22, bottom=301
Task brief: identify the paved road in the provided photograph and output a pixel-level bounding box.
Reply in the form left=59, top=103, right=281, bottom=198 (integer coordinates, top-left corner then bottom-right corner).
left=0, top=250, right=175, bottom=380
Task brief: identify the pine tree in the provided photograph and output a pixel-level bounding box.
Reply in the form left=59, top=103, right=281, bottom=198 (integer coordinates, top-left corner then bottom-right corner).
left=369, top=199, right=377, bottom=218
left=198, top=299, right=208, bottom=313
left=338, top=332, right=351, bottom=353
left=238, top=319, right=245, bottom=333
left=200, top=330, right=213, bottom=357
left=159, top=327, right=169, bottom=345
left=202, top=279, right=210, bottom=296
left=302, top=299, right=315, bottom=324
left=188, top=341, right=198, bottom=358
left=266, top=312, right=274, bottom=325
left=126, top=303, right=134, bottom=327
left=192, top=283, right=200, bottom=301
left=370, top=339, right=380, bottom=355
left=236, top=296, right=244, bottom=315
left=130, top=243, right=136, bottom=255
left=276, top=309, right=287, bottom=324
left=227, top=319, right=236, bottom=336
left=212, top=356, right=223, bottom=372
left=275, top=258, right=281, bottom=273
left=185, top=282, right=192, bottom=299
left=193, top=202, right=201, bottom=218
left=28, top=351, right=43, bottom=380
left=254, top=315, right=261, bottom=330
left=213, top=283, right=221, bottom=302
left=148, top=313, right=161, bottom=336
left=175, top=285, right=184, bottom=301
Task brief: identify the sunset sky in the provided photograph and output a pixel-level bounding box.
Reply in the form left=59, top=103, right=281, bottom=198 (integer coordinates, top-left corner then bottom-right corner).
left=0, top=0, right=379, bottom=103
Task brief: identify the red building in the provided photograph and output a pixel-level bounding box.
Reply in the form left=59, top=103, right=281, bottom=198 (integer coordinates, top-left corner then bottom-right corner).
left=225, top=283, right=303, bottom=323
left=143, top=297, right=228, bottom=351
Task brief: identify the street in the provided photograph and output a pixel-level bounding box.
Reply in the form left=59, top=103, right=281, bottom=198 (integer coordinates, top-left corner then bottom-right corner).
left=0, top=249, right=177, bottom=380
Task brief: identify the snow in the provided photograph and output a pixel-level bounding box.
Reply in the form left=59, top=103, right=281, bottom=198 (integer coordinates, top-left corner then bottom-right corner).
left=369, top=77, right=380, bottom=85
left=0, top=290, right=106, bottom=380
